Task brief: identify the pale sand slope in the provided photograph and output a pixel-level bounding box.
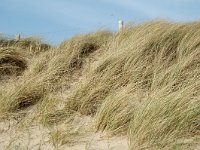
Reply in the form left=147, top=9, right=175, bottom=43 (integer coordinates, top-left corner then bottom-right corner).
left=1, top=115, right=200, bottom=150
left=0, top=115, right=128, bottom=150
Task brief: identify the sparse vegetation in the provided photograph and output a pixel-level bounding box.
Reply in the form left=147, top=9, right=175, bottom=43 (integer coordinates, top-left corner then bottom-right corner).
left=1, top=21, right=200, bottom=149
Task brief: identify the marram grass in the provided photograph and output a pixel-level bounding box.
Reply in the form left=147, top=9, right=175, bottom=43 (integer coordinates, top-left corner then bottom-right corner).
left=1, top=21, right=200, bottom=149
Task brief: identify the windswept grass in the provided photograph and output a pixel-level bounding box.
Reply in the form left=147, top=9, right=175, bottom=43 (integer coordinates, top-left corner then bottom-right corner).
left=0, top=31, right=112, bottom=116
left=0, top=37, right=51, bottom=55
left=1, top=21, right=200, bottom=149
left=0, top=47, right=27, bottom=79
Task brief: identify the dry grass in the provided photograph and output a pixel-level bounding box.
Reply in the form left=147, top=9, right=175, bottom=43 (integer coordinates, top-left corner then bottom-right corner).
left=0, top=31, right=112, bottom=116
left=0, top=47, right=27, bottom=79
left=1, top=21, right=200, bottom=149
left=0, top=36, right=50, bottom=55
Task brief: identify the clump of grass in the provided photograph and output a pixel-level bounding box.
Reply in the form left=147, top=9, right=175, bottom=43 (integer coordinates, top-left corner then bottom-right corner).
left=61, top=21, right=200, bottom=149
left=49, top=124, right=81, bottom=148
left=34, top=93, right=72, bottom=125
left=0, top=77, right=45, bottom=114
left=129, top=82, right=200, bottom=149
left=0, top=36, right=51, bottom=55
left=15, top=37, right=50, bottom=54
left=0, top=31, right=112, bottom=115
left=95, top=88, right=136, bottom=134
left=0, top=47, right=27, bottom=79
left=64, top=21, right=180, bottom=115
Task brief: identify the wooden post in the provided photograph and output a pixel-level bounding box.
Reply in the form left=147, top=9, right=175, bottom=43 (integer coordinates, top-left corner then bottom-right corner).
left=30, top=45, right=33, bottom=53
left=15, top=34, right=21, bottom=41
left=118, top=20, right=124, bottom=31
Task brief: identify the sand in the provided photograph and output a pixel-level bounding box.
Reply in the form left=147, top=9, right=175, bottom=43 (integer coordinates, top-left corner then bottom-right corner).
left=0, top=115, right=128, bottom=150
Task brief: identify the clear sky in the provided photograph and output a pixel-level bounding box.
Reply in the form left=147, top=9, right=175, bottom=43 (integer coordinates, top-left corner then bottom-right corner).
left=1, top=0, right=200, bottom=44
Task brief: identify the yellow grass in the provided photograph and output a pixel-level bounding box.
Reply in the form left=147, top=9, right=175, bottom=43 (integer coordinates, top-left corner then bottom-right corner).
left=1, top=21, right=200, bottom=149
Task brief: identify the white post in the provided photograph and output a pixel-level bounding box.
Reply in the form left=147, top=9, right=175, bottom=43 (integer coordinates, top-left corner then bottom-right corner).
left=118, top=20, right=124, bottom=31
left=15, top=34, right=21, bottom=41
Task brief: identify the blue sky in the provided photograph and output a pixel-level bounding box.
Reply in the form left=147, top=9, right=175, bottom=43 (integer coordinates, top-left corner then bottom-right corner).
left=1, top=0, right=200, bottom=44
